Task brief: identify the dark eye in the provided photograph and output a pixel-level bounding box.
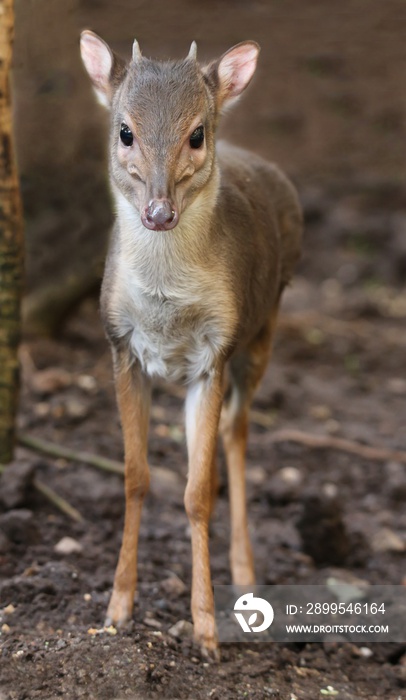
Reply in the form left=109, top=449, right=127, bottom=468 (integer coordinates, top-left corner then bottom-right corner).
left=120, top=123, right=133, bottom=147
left=189, top=125, right=204, bottom=149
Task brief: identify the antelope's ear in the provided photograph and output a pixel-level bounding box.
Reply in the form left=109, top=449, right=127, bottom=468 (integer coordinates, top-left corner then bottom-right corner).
left=204, top=41, right=260, bottom=110
left=80, top=30, right=125, bottom=108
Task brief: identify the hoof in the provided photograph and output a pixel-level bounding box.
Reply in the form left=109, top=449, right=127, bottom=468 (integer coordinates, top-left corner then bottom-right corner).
left=105, top=590, right=133, bottom=628
left=193, top=612, right=220, bottom=662
left=199, top=641, right=221, bottom=663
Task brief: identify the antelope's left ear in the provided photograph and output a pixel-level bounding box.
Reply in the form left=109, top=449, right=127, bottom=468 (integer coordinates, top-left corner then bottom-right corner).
left=204, top=41, right=260, bottom=110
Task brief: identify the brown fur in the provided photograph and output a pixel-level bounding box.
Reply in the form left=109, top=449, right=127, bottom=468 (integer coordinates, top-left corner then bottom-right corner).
left=80, top=31, right=303, bottom=659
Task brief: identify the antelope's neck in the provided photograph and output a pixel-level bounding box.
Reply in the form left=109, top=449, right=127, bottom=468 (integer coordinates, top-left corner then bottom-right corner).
left=112, top=163, right=220, bottom=294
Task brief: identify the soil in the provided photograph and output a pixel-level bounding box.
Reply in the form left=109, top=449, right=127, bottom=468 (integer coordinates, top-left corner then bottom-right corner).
left=1, top=182, right=406, bottom=699
left=2, top=1, right=406, bottom=699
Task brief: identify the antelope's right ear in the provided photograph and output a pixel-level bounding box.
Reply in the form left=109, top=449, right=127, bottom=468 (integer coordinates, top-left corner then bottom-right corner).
left=80, top=30, right=125, bottom=108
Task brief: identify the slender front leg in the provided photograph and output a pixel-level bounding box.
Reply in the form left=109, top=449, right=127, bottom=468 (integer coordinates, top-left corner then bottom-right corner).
left=105, top=357, right=151, bottom=627
left=184, top=367, right=224, bottom=660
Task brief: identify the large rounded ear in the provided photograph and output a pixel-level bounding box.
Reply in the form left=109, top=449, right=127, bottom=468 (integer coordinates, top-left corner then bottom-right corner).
left=204, top=41, right=260, bottom=110
left=80, top=30, right=126, bottom=108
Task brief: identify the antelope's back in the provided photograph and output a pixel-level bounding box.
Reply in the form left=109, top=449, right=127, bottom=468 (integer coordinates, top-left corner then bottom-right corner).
left=217, top=141, right=303, bottom=286
left=215, top=141, right=302, bottom=338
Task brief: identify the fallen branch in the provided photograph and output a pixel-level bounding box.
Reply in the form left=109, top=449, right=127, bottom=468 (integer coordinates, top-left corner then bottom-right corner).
left=19, top=415, right=406, bottom=483
left=160, top=381, right=406, bottom=463
left=249, top=409, right=275, bottom=429
left=0, top=463, right=83, bottom=522
left=277, top=311, right=406, bottom=347
left=32, top=479, right=84, bottom=522
left=18, top=433, right=124, bottom=476
left=270, top=428, right=406, bottom=465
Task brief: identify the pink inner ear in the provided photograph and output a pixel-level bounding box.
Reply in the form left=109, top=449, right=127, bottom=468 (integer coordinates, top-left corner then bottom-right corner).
left=80, top=32, right=112, bottom=90
left=218, top=44, right=259, bottom=99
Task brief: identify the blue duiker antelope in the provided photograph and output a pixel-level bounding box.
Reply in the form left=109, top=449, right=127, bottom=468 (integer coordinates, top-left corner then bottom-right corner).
left=80, top=30, right=302, bottom=659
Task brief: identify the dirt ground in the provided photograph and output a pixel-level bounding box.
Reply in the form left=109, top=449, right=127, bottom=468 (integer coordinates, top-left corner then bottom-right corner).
left=1, top=183, right=406, bottom=699
left=1, top=1, right=406, bottom=699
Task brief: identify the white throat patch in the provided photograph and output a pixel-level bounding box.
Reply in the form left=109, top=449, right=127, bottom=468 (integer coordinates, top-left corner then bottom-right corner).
left=107, top=185, right=237, bottom=382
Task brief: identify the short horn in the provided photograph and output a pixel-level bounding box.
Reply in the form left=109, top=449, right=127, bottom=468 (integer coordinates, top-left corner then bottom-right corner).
left=132, top=39, right=142, bottom=62
left=188, top=41, right=197, bottom=60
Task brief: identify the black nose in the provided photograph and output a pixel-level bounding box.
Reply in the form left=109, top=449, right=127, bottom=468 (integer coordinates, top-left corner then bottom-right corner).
left=142, top=199, right=178, bottom=230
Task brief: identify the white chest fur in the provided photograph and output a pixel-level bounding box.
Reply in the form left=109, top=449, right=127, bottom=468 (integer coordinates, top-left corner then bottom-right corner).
left=108, top=191, right=237, bottom=382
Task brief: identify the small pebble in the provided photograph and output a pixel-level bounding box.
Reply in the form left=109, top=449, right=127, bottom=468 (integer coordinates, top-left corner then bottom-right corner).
left=387, top=378, right=406, bottom=395
left=31, top=367, right=72, bottom=395
left=266, top=466, right=303, bottom=504
left=154, top=424, right=169, bottom=438
left=372, top=528, right=405, bottom=553
left=279, top=466, right=302, bottom=485
left=322, top=483, right=338, bottom=498
left=143, top=617, right=162, bottom=629
left=65, top=398, right=89, bottom=421
left=320, top=687, right=338, bottom=697
left=34, top=402, right=50, bottom=417
left=168, top=619, right=193, bottom=639
left=161, top=575, right=186, bottom=596
left=358, top=647, right=373, bottom=658
left=76, top=374, right=97, bottom=392
left=3, top=604, right=16, bottom=615
left=327, top=572, right=370, bottom=588
left=54, top=537, right=83, bottom=555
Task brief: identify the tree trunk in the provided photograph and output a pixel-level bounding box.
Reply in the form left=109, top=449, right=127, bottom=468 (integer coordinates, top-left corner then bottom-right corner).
left=0, top=0, right=24, bottom=464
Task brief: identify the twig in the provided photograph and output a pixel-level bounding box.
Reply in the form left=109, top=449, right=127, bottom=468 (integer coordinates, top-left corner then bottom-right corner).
left=277, top=311, right=406, bottom=347
left=33, top=479, right=84, bottom=522
left=18, top=433, right=124, bottom=476
left=18, top=398, right=406, bottom=500
left=249, top=409, right=275, bottom=429
left=18, top=432, right=183, bottom=482
left=269, top=428, right=406, bottom=465
left=0, top=463, right=83, bottom=523
left=152, top=384, right=406, bottom=463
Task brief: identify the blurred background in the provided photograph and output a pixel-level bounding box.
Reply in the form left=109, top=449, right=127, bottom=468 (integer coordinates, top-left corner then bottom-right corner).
left=12, top=0, right=406, bottom=329
left=2, top=3, right=406, bottom=697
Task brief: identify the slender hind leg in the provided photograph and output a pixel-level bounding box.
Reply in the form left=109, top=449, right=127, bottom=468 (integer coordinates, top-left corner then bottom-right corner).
left=221, top=309, right=279, bottom=586
left=209, top=454, right=219, bottom=518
